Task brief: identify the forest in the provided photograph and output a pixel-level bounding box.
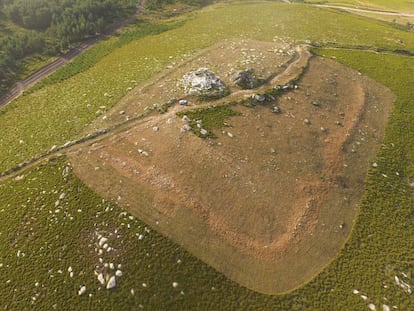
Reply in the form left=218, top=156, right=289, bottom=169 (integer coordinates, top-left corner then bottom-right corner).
left=0, top=0, right=136, bottom=96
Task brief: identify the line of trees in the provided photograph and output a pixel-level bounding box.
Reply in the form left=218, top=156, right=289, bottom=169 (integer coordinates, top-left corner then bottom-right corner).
left=144, top=0, right=212, bottom=10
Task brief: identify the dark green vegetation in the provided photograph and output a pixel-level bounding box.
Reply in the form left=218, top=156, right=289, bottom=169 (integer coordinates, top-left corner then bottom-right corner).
left=1, top=2, right=414, bottom=309
left=0, top=0, right=136, bottom=96
left=145, top=0, right=212, bottom=10
left=2, top=0, right=135, bottom=38
left=177, top=105, right=240, bottom=138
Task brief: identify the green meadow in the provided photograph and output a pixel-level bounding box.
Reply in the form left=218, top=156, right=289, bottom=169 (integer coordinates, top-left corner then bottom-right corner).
left=1, top=2, right=414, bottom=310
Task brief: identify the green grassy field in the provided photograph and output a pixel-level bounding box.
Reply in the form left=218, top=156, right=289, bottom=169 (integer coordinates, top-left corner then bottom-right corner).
left=1, top=1, right=414, bottom=309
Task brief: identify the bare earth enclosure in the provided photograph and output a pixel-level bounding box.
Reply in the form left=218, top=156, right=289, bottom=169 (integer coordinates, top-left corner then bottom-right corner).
left=68, top=40, right=394, bottom=294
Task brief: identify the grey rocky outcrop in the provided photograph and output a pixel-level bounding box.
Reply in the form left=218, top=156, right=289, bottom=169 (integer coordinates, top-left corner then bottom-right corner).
left=182, top=68, right=228, bottom=98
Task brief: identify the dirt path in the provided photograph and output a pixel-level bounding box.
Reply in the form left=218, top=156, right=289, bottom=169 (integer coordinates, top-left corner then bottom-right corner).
left=0, top=11, right=139, bottom=108
left=314, top=4, right=414, bottom=17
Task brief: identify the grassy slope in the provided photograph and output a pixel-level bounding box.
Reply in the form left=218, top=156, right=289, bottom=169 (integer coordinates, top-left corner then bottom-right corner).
left=2, top=51, right=414, bottom=310
left=1, top=2, right=414, bottom=310
left=2, top=2, right=414, bottom=172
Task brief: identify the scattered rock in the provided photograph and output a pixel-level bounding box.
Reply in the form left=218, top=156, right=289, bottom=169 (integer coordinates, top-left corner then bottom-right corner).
left=227, top=132, right=234, bottom=138
left=394, top=275, right=400, bottom=286
left=153, top=126, right=159, bottom=132
left=252, top=94, right=266, bottom=103
left=200, top=129, right=208, bottom=136
left=78, top=286, right=86, bottom=295
left=382, top=304, right=390, bottom=311
left=272, top=106, right=281, bottom=114
left=182, top=115, right=191, bottom=122
left=106, top=276, right=116, bottom=289
left=372, top=162, right=378, bottom=168
left=172, top=282, right=179, bottom=288
left=97, top=273, right=105, bottom=285
left=181, top=125, right=192, bottom=132
left=352, top=289, right=359, bottom=294
left=98, top=237, right=108, bottom=247
left=182, top=68, right=228, bottom=98
left=368, top=303, right=376, bottom=311
left=179, top=99, right=188, bottom=106
left=115, top=270, right=123, bottom=277
left=304, top=118, right=311, bottom=125
left=394, top=274, right=412, bottom=294
left=138, top=149, right=149, bottom=157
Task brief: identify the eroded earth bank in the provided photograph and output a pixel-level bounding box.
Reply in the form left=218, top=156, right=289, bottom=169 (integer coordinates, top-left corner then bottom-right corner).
left=68, top=40, right=394, bottom=293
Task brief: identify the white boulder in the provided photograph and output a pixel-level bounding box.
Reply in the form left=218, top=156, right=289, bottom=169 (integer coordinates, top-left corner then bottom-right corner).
left=106, top=276, right=116, bottom=289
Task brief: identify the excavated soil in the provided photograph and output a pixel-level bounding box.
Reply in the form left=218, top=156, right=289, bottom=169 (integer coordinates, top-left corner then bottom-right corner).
left=68, top=41, right=394, bottom=293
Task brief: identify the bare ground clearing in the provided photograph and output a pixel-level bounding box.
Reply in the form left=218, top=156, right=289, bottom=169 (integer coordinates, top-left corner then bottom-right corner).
left=84, top=39, right=296, bottom=132
left=69, top=41, right=394, bottom=293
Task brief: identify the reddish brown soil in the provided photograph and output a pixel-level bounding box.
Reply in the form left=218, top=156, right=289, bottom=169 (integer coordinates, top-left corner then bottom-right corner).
left=68, top=42, right=394, bottom=293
